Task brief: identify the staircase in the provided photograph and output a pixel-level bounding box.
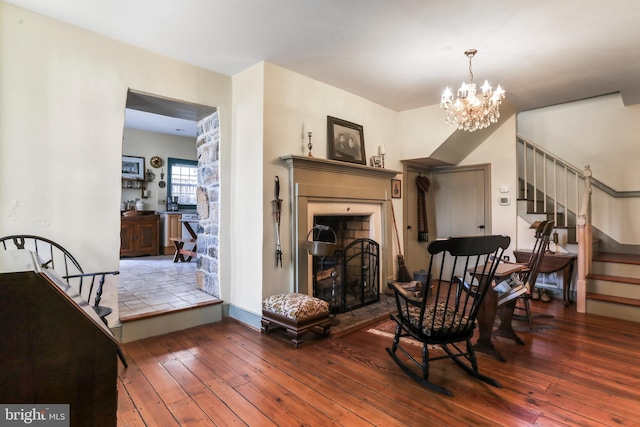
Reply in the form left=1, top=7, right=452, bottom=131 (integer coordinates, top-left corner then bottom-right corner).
left=517, top=136, right=640, bottom=321
left=587, top=253, right=640, bottom=322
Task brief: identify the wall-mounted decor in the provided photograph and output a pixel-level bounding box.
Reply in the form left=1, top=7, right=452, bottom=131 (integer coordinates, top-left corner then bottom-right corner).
left=122, top=155, right=145, bottom=180
left=391, top=179, right=402, bottom=199
left=150, top=156, right=163, bottom=168
left=327, top=116, right=366, bottom=165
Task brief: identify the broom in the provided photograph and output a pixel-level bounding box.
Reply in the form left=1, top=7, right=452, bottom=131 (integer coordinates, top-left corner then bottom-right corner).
left=390, top=202, right=413, bottom=282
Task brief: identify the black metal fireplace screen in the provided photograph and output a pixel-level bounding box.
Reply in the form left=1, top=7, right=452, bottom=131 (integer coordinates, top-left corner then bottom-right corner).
left=312, top=238, right=380, bottom=313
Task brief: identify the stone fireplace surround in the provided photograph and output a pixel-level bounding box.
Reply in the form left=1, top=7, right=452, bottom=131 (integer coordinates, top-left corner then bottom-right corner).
left=281, top=155, right=400, bottom=296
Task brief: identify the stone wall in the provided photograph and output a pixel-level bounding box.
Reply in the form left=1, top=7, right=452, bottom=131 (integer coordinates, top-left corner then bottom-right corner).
left=195, top=112, right=220, bottom=297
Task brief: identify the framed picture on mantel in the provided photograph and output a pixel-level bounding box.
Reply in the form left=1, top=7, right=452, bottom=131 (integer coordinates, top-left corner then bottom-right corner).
left=327, top=116, right=366, bottom=165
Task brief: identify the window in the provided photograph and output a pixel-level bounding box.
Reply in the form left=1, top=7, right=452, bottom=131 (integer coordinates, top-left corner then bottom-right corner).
left=167, top=157, right=198, bottom=209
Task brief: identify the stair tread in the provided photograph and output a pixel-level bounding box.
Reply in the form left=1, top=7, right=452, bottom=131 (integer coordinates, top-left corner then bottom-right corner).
left=586, top=292, right=640, bottom=307
left=587, top=273, right=640, bottom=285
left=593, top=252, right=640, bottom=265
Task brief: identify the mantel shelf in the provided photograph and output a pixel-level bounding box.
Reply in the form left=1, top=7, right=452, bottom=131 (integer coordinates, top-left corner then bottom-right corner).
left=280, top=155, right=401, bottom=179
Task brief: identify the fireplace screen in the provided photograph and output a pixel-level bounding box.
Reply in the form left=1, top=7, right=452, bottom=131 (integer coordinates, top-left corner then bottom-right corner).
left=312, top=238, right=380, bottom=313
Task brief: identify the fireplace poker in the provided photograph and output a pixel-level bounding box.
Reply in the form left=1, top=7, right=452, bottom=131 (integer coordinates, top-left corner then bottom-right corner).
left=273, top=176, right=283, bottom=267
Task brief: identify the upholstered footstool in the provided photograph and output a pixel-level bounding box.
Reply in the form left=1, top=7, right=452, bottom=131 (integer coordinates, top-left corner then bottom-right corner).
left=261, top=293, right=332, bottom=347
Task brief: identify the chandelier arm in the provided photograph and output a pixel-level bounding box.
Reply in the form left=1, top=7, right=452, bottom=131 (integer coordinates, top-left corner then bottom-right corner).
left=440, top=48, right=504, bottom=132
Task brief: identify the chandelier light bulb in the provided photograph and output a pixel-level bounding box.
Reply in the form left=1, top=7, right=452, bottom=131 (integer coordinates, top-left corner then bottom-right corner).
left=440, top=49, right=505, bottom=132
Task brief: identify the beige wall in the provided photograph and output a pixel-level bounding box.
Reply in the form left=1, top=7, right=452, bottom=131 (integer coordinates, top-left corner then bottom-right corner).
left=398, top=105, right=519, bottom=254
left=122, top=128, right=197, bottom=211
left=518, top=94, right=640, bottom=191
left=261, top=63, right=398, bottom=304
left=0, top=3, right=232, bottom=326
left=461, top=114, right=518, bottom=254
left=518, top=93, right=640, bottom=244
left=229, top=63, right=265, bottom=317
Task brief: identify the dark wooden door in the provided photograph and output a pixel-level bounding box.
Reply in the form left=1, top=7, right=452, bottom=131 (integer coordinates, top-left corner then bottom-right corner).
left=138, top=220, right=158, bottom=255
left=120, top=221, right=135, bottom=256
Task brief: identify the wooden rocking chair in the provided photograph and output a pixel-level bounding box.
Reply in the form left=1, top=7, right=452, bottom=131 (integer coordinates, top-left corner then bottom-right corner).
left=386, top=235, right=510, bottom=396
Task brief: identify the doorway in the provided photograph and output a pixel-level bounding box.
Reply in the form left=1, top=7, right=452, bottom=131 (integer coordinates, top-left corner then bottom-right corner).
left=119, top=90, right=218, bottom=319
left=403, top=164, right=491, bottom=276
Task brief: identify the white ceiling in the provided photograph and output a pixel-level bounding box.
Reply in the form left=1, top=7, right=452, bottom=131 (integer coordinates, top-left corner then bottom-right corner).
left=8, top=0, right=640, bottom=133
left=124, top=109, right=197, bottom=138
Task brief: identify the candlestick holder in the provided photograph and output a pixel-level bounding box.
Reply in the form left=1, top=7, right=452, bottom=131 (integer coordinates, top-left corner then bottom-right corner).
left=307, top=131, right=313, bottom=157
left=381, top=153, right=385, bottom=168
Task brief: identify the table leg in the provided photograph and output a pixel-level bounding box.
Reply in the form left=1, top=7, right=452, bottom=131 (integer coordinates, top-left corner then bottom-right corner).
left=474, top=288, right=507, bottom=362
left=183, top=222, right=197, bottom=239
left=563, top=263, right=575, bottom=307
left=493, top=300, right=526, bottom=345
left=172, top=241, right=185, bottom=263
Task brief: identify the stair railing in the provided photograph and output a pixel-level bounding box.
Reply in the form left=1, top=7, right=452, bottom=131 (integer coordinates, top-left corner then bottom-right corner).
left=518, top=136, right=585, bottom=230
left=576, top=166, right=592, bottom=313
left=518, top=137, right=592, bottom=312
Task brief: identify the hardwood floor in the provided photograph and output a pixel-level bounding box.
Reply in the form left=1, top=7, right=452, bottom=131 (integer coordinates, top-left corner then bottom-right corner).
left=117, top=298, right=640, bottom=426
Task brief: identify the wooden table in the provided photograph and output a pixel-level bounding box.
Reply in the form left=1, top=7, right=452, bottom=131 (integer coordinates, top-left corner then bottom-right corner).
left=472, top=262, right=526, bottom=362
left=169, top=219, right=199, bottom=262
left=514, top=250, right=577, bottom=306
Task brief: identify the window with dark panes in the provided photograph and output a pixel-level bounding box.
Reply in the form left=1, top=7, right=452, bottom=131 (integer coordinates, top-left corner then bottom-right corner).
left=167, top=157, right=197, bottom=209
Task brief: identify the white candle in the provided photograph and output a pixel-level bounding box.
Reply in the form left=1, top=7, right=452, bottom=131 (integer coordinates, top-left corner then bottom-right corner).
left=306, top=123, right=312, bottom=134
left=379, top=145, right=386, bottom=155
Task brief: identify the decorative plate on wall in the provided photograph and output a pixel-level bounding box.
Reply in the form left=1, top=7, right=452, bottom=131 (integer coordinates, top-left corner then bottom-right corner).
left=145, top=170, right=156, bottom=182
left=150, top=156, right=163, bottom=168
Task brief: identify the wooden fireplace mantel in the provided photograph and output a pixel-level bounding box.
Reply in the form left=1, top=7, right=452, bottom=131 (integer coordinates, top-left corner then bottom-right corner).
left=280, top=155, right=401, bottom=179
left=280, top=154, right=398, bottom=296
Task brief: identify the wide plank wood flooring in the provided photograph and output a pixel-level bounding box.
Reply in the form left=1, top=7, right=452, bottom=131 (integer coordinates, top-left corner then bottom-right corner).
left=117, top=298, right=640, bottom=426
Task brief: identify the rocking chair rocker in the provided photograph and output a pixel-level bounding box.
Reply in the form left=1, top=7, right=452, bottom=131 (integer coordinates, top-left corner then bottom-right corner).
left=386, top=235, right=510, bottom=396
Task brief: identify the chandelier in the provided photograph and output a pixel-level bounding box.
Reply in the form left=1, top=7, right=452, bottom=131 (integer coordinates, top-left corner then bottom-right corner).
left=440, top=49, right=505, bottom=132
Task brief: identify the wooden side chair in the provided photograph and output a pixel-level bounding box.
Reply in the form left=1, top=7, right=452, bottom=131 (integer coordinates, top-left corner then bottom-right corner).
left=0, top=235, right=126, bottom=366
left=386, top=235, right=510, bottom=396
left=493, top=221, right=554, bottom=341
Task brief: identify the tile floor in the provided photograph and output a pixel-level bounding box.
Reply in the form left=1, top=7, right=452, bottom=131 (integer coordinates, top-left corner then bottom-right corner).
left=118, top=255, right=219, bottom=320
left=118, top=255, right=394, bottom=329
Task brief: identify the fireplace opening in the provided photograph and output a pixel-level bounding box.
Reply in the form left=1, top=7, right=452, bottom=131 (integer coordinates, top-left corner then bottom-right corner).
left=311, top=215, right=380, bottom=313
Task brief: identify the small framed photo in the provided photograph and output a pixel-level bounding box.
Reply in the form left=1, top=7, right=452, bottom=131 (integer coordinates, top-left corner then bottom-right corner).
left=370, top=156, right=382, bottom=168
left=391, top=179, right=402, bottom=199
left=122, top=155, right=145, bottom=180
left=327, top=116, right=366, bottom=165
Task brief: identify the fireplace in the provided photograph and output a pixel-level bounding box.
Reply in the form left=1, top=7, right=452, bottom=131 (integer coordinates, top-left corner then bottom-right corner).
left=281, top=155, right=399, bottom=299
left=311, top=215, right=380, bottom=312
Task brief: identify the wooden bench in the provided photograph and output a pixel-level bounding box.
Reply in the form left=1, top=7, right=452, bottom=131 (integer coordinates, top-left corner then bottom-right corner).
left=169, top=237, right=197, bottom=262
left=261, top=293, right=332, bottom=347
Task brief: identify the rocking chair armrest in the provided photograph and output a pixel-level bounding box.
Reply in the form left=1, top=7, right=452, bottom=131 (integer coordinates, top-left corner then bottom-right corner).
left=63, top=271, right=120, bottom=280
left=387, top=281, right=422, bottom=305
left=489, top=254, right=526, bottom=266
left=62, top=271, right=119, bottom=308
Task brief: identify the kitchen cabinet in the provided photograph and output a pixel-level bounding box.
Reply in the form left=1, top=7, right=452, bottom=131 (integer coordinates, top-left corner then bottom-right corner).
left=160, top=213, right=183, bottom=255
left=120, top=214, right=159, bottom=257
